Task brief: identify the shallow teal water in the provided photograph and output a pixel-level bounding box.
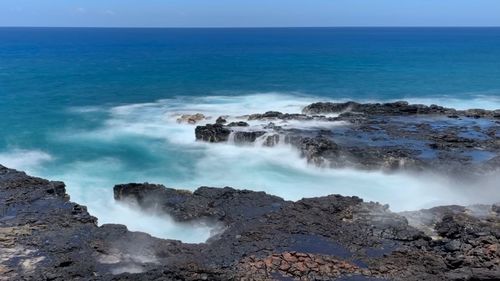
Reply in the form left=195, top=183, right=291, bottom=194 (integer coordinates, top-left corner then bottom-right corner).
left=1, top=28, right=499, bottom=241
left=2, top=27, right=500, bottom=147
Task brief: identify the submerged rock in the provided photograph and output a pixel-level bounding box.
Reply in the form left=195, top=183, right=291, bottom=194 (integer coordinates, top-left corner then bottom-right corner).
left=215, top=116, right=227, bottom=125
left=177, top=113, right=207, bottom=124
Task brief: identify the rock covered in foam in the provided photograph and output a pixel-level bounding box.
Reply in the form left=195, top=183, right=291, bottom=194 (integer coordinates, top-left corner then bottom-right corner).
left=176, top=113, right=207, bottom=124
left=194, top=100, right=500, bottom=176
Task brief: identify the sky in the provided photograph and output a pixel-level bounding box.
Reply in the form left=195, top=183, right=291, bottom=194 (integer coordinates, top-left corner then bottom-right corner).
left=1, top=0, right=499, bottom=27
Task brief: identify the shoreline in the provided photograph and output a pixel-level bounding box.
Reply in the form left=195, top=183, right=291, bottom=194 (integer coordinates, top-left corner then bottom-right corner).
left=1, top=100, right=499, bottom=280
left=1, top=165, right=499, bottom=280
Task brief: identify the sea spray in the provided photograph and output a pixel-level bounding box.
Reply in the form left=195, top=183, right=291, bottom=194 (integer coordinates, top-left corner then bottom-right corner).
left=0, top=149, right=53, bottom=174
left=5, top=92, right=500, bottom=242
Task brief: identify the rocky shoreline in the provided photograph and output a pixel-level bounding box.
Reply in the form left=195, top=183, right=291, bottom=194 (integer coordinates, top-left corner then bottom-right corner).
left=195, top=101, right=500, bottom=175
left=1, top=165, right=499, bottom=280
left=1, top=101, right=499, bottom=280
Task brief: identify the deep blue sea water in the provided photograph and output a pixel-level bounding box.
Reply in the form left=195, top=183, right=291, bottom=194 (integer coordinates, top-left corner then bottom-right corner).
left=1, top=28, right=499, bottom=241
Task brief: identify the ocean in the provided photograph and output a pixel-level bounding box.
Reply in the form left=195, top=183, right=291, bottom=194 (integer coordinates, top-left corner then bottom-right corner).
left=1, top=27, right=500, bottom=241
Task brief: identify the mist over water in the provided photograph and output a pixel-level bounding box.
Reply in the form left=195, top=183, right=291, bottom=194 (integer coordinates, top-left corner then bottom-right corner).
left=2, top=28, right=500, bottom=242
left=2, top=92, right=498, bottom=242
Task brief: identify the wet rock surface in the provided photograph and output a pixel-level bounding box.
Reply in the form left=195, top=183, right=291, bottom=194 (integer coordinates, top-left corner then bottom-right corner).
left=195, top=123, right=231, bottom=142
left=302, top=101, right=500, bottom=118
left=176, top=113, right=208, bottom=124
left=2, top=101, right=500, bottom=280
left=2, top=164, right=498, bottom=280
left=99, top=182, right=500, bottom=280
left=114, top=183, right=286, bottom=224
left=0, top=165, right=212, bottom=281
left=196, top=101, right=500, bottom=176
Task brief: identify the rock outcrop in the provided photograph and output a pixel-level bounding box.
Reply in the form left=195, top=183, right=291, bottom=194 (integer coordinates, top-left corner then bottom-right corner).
left=2, top=100, right=500, bottom=280
left=195, top=123, right=231, bottom=142
left=194, top=101, right=500, bottom=175
left=176, top=113, right=207, bottom=124
left=1, top=165, right=499, bottom=280
left=114, top=182, right=500, bottom=281
left=0, top=165, right=213, bottom=281
left=302, top=101, right=500, bottom=118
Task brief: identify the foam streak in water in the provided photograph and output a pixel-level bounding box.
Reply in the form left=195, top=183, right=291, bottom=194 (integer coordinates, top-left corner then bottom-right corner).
left=0, top=149, right=53, bottom=174
left=11, top=92, right=500, bottom=242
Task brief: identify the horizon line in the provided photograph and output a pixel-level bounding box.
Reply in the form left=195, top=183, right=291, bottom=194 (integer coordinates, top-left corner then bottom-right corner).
left=1, top=25, right=500, bottom=29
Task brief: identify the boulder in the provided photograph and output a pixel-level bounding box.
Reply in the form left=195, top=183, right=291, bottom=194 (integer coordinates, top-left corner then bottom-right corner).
left=215, top=116, right=227, bottom=125
left=227, top=121, right=249, bottom=127
left=176, top=113, right=207, bottom=124
left=195, top=124, right=231, bottom=142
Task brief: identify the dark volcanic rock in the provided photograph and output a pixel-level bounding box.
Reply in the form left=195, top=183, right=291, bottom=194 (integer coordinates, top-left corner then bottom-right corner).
left=2, top=165, right=499, bottom=280
left=263, top=134, right=280, bottom=147
left=215, top=116, right=227, bottom=125
left=303, top=101, right=452, bottom=116
left=233, top=131, right=266, bottom=143
left=303, top=101, right=500, bottom=119
left=114, top=184, right=287, bottom=224
left=113, top=183, right=499, bottom=281
left=248, top=111, right=284, bottom=120
left=226, top=121, right=249, bottom=127
left=193, top=101, right=500, bottom=176
left=195, top=123, right=231, bottom=142
left=0, top=165, right=207, bottom=281
left=299, top=136, right=339, bottom=166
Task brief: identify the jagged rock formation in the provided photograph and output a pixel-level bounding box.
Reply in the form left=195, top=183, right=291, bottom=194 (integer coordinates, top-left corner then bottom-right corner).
left=1, top=165, right=499, bottom=280
left=0, top=165, right=212, bottom=281
left=114, top=182, right=500, bottom=280
left=302, top=101, right=500, bottom=118
left=195, top=123, right=231, bottom=142
left=195, top=101, right=500, bottom=175
left=2, top=101, right=500, bottom=280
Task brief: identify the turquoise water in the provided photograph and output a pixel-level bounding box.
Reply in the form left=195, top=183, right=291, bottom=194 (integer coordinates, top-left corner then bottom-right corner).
left=1, top=28, right=500, bottom=241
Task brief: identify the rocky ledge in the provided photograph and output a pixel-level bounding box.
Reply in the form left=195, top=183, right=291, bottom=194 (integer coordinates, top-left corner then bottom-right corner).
left=195, top=101, right=500, bottom=176
left=1, top=165, right=499, bottom=280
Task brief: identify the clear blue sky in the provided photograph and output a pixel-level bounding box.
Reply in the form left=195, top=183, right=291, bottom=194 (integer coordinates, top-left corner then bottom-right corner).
left=1, top=0, right=499, bottom=27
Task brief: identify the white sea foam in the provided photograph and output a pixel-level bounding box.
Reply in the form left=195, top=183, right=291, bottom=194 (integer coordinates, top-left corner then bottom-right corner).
left=0, top=149, right=53, bottom=174
left=186, top=142, right=500, bottom=211
left=40, top=92, right=500, bottom=241
left=402, top=94, right=500, bottom=110
left=65, top=92, right=500, bottom=206
left=42, top=158, right=216, bottom=243
left=67, top=105, right=106, bottom=113
left=66, top=92, right=500, bottom=144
